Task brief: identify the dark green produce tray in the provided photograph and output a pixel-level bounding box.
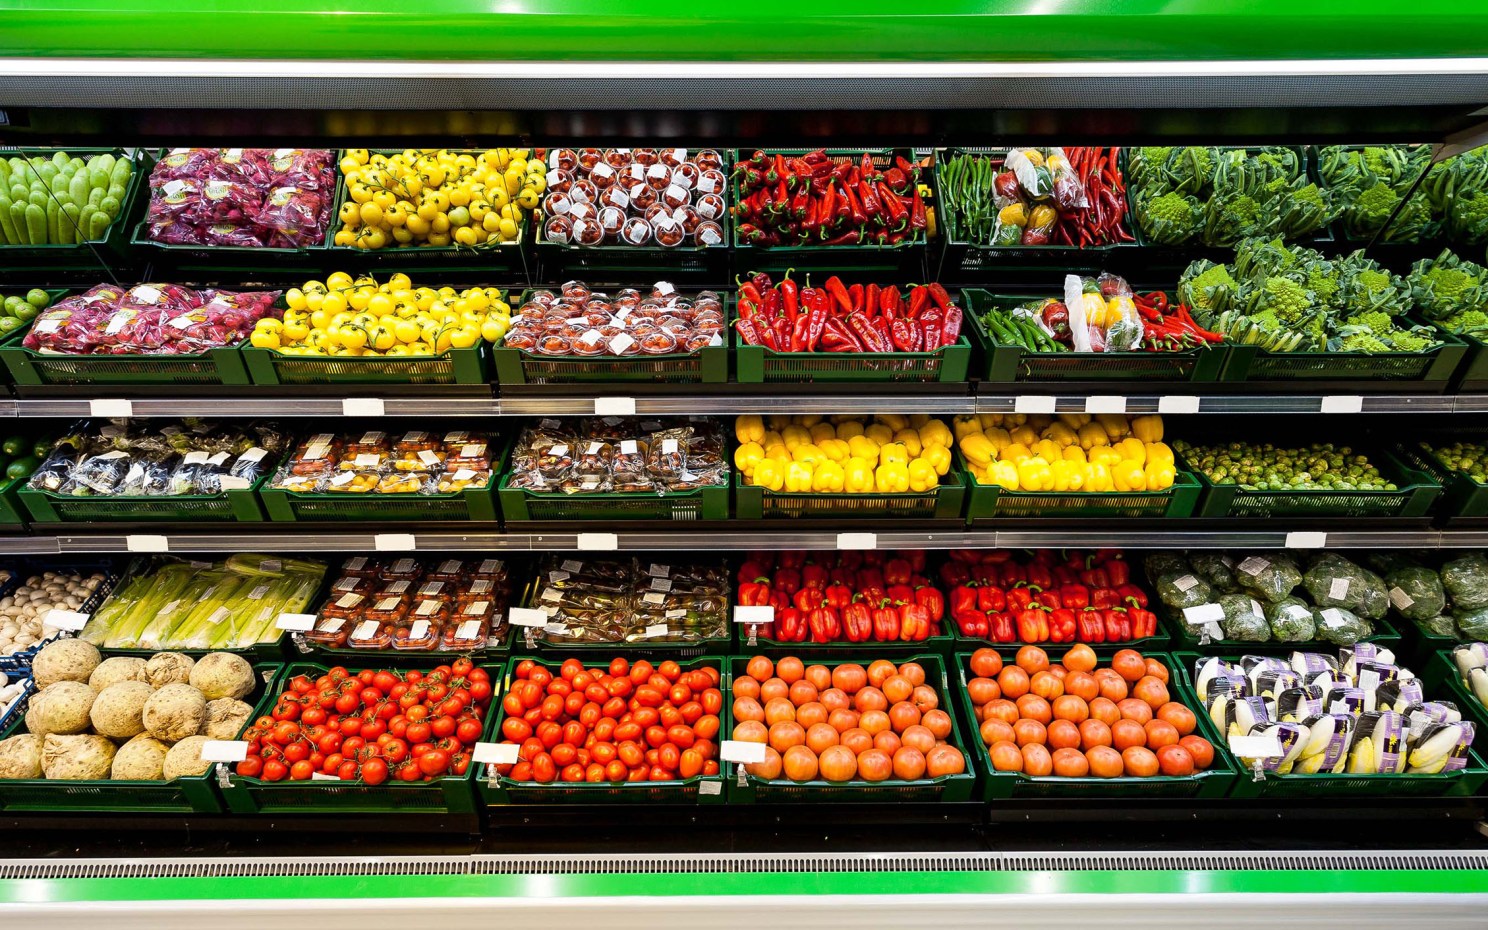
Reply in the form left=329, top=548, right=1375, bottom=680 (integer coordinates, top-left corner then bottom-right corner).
left=0, top=327, right=252, bottom=386
left=964, top=290, right=1227, bottom=383
left=1424, top=650, right=1488, bottom=756
left=1452, top=330, right=1488, bottom=393
left=0, top=661, right=279, bottom=814
left=242, top=344, right=490, bottom=385
left=1397, top=439, right=1488, bottom=520
left=218, top=661, right=485, bottom=814
left=1182, top=447, right=1441, bottom=519
left=477, top=653, right=728, bottom=804
left=1166, top=609, right=1404, bottom=654
left=1173, top=651, right=1488, bottom=799
left=961, top=455, right=1201, bottom=523
left=738, top=627, right=956, bottom=657
left=953, top=650, right=1238, bottom=800
left=1219, top=319, right=1467, bottom=389
left=727, top=652, right=974, bottom=803
left=0, top=472, right=29, bottom=531
left=18, top=476, right=267, bottom=524
left=0, top=147, right=147, bottom=263
left=733, top=469, right=966, bottom=522
left=499, top=476, right=727, bottom=523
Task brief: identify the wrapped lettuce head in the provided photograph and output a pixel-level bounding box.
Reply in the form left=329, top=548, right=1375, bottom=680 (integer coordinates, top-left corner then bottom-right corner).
left=1218, top=593, right=1271, bottom=642
left=1442, top=553, right=1488, bottom=611
left=1191, top=554, right=1240, bottom=594
left=1234, top=552, right=1303, bottom=603
left=1385, top=565, right=1447, bottom=621
left=1265, top=596, right=1318, bottom=642
left=1156, top=571, right=1212, bottom=610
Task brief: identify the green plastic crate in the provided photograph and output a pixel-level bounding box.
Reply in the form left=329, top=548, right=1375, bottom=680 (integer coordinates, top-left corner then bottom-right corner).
left=1182, top=447, right=1441, bottom=519
left=242, top=344, right=490, bottom=385
left=499, top=473, right=728, bottom=523
left=1424, top=650, right=1488, bottom=755
left=1172, top=651, right=1488, bottom=799
left=477, top=653, right=728, bottom=804
left=727, top=652, right=975, bottom=803
left=952, top=651, right=1238, bottom=800
left=217, top=660, right=486, bottom=815
left=1396, top=439, right=1488, bottom=520
left=964, top=290, right=1227, bottom=383
left=1166, top=609, right=1404, bottom=654
left=0, top=661, right=279, bottom=814
left=0, top=334, right=252, bottom=387
left=17, top=476, right=267, bottom=524
left=961, top=456, right=1201, bottom=522
left=1452, top=330, right=1488, bottom=392
left=1220, top=319, right=1467, bottom=389
left=0, top=147, right=147, bottom=264
left=738, top=627, right=956, bottom=657
left=0, top=472, right=29, bottom=530
left=734, top=469, right=966, bottom=522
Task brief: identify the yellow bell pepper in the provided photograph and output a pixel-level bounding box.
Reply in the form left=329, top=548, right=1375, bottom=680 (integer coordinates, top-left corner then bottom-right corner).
left=1144, top=461, right=1175, bottom=490
left=984, top=461, right=1019, bottom=490
left=876, top=413, right=908, bottom=432
left=1063, top=445, right=1087, bottom=463
left=1130, top=414, right=1164, bottom=443
left=865, top=423, right=894, bottom=447
left=818, top=438, right=850, bottom=462
left=921, top=444, right=952, bottom=476
left=999, top=442, right=1033, bottom=463
left=907, top=457, right=938, bottom=492
left=762, top=430, right=783, bottom=451
left=1082, top=293, right=1107, bottom=328
left=763, top=443, right=790, bottom=464
left=1033, top=438, right=1064, bottom=463
left=844, top=457, right=876, bottom=493
left=958, top=434, right=994, bottom=468
left=998, top=202, right=1029, bottom=227
left=809, top=421, right=838, bottom=446
left=1085, top=462, right=1113, bottom=492
left=908, top=414, right=931, bottom=428
left=919, top=419, right=954, bottom=449
left=1058, top=412, right=1091, bottom=429
left=1096, top=414, right=1130, bottom=440
left=1112, top=460, right=1146, bottom=492
left=879, top=442, right=909, bottom=467
left=893, top=428, right=924, bottom=458
left=1028, top=203, right=1057, bottom=230
left=733, top=441, right=764, bottom=475
left=835, top=420, right=864, bottom=440
left=952, top=415, right=983, bottom=441
left=766, top=414, right=793, bottom=431
left=983, top=427, right=1012, bottom=453
left=791, top=442, right=825, bottom=465
left=751, top=458, right=785, bottom=491
left=874, top=462, right=909, bottom=493
left=1052, top=459, right=1085, bottom=491
left=797, top=414, right=824, bottom=428
left=1041, top=422, right=1078, bottom=446
left=734, top=415, right=764, bottom=445
left=1115, top=437, right=1146, bottom=465
left=785, top=461, right=814, bottom=493
left=1078, top=421, right=1110, bottom=450
left=977, top=413, right=1004, bottom=430
left=1005, top=413, right=1027, bottom=428
left=1145, top=441, right=1174, bottom=466
left=847, top=435, right=881, bottom=462
left=1009, top=424, right=1038, bottom=447
left=1090, top=446, right=1123, bottom=466
left=812, top=460, right=845, bottom=493
left=1017, top=457, right=1052, bottom=491
left=780, top=425, right=809, bottom=450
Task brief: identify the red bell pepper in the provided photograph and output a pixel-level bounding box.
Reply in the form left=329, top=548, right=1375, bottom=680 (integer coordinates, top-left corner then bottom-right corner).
left=842, top=602, right=873, bottom=643
left=951, top=585, right=978, bottom=618
left=1104, top=558, right=1131, bottom=587
left=808, top=607, right=841, bottom=643
left=1128, top=607, right=1157, bottom=639
left=793, top=588, right=824, bottom=612
left=1007, top=587, right=1036, bottom=612
left=1016, top=607, right=1050, bottom=643
left=1059, top=584, right=1090, bottom=610
left=1080, top=565, right=1110, bottom=588
left=774, top=567, right=801, bottom=595
left=824, top=583, right=853, bottom=611
left=1103, top=609, right=1131, bottom=642
left=990, top=613, right=1016, bottom=643
left=779, top=552, right=806, bottom=569
left=1117, top=583, right=1149, bottom=608
left=899, top=604, right=932, bottom=641
left=884, top=558, right=912, bottom=586
left=1035, top=589, right=1061, bottom=611
left=775, top=607, right=807, bottom=643
left=738, top=579, right=772, bottom=607
left=940, top=562, right=972, bottom=587
left=872, top=606, right=901, bottom=641
left=856, top=567, right=885, bottom=593
left=801, top=564, right=828, bottom=591
left=1092, top=587, right=1121, bottom=609
left=954, top=609, right=989, bottom=639
left=1049, top=607, right=1077, bottom=644
left=1077, top=609, right=1106, bottom=643
left=887, top=584, right=915, bottom=607
left=914, top=587, right=945, bottom=624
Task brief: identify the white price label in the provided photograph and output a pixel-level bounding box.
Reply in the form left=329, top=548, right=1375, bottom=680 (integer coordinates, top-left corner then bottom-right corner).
left=1320, top=608, right=1348, bottom=629
left=735, top=605, right=774, bottom=625
left=1173, top=574, right=1200, bottom=592
left=342, top=398, right=386, bottom=417
left=644, top=623, right=669, bottom=639
left=642, top=592, right=667, bottom=606
left=1238, top=556, right=1269, bottom=576
left=1084, top=395, right=1127, bottom=414
left=374, top=534, right=416, bottom=551
left=126, top=534, right=170, bottom=553
left=206, top=607, right=231, bottom=626
left=576, top=532, right=619, bottom=551
left=719, top=740, right=768, bottom=764
left=508, top=607, right=549, bottom=628
left=409, top=620, right=431, bottom=639
left=650, top=577, right=673, bottom=592
left=1320, top=395, right=1364, bottom=414
left=836, top=532, right=877, bottom=550
left=473, top=742, right=520, bottom=765
left=90, top=398, right=133, bottom=417
left=1388, top=587, right=1415, bottom=611
left=1228, top=734, right=1284, bottom=758
left=200, top=740, right=249, bottom=763
left=1013, top=395, right=1057, bottom=414
left=42, top=609, right=89, bottom=631
left=311, top=772, right=340, bottom=781
left=1329, top=577, right=1351, bottom=601
left=1157, top=395, right=1201, bottom=414
left=698, top=780, right=722, bottom=796
left=275, top=613, right=317, bottom=632
left=593, top=396, right=636, bottom=416
left=648, top=563, right=670, bottom=578
left=352, top=620, right=380, bottom=641
left=1285, top=531, right=1328, bottom=549
left=456, top=620, right=483, bottom=641
left=1183, top=603, right=1225, bottom=625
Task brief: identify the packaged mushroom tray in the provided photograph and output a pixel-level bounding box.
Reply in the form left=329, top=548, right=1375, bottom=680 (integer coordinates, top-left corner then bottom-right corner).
left=303, top=556, right=512, bottom=653
left=268, top=428, right=495, bottom=496
left=541, top=146, right=728, bottom=249
left=515, top=555, right=728, bottom=648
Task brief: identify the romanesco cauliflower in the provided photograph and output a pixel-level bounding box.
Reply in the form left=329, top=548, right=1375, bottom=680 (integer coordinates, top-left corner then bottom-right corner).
left=1441, top=309, right=1488, bottom=335
left=1410, top=249, right=1488, bottom=319
left=1177, top=260, right=1238, bottom=324
left=1337, top=330, right=1393, bottom=353
left=1386, top=327, right=1439, bottom=352
left=1204, top=194, right=1266, bottom=246
left=1448, top=191, right=1488, bottom=243
left=1136, top=190, right=1201, bottom=245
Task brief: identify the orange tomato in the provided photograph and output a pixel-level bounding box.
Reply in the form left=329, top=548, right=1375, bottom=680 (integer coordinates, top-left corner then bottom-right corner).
left=888, top=701, right=921, bottom=732
left=926, top=745, right=966, bottom=777
left=857, top=748, right=893, bottom=782
left=827, top=709, right=860, bottom=733
left=1122, top=745, right=1159, bottom=777
left=896, top=662, right=926, bottom=687
left=832, top=664, right=868, bottom=694
left=1133, top=675, right=1171, bottom=711
left=1015, top=645, right=1049, bottom=674
left=818, top=745, right=857, bottom=782
left=1012, top=718, right=1047, bottom=747
left=1021, top=742, right=1053, bottom=776
left=1110, top=649, right=1147, bottom=683
left=1046, top=718, right=1081, bottom=750
left=969, top=649, right=1004, bottom=679
left=764, top=698, right=797, bottom=726
left=1111, top=719, right=1147, bottom=751
left=840, top=727, right=874, bottom=756
left=1061, top=644, right=1097, bottom=673
left=776, top=656, right=805, bottom=684
left=782, top=744, right=818, bottom=781
left=1117, top=698, right=1153, bottom=724
left=859, top=710, right=891, bottom=735
left=1085, top=745, right=1124, bottom=778
left=983, top=699, right=1019, bottom=725
left=806, top=722, right=840, bottom=755
left=733, top=720, right=768, bottom=743
left=1078, top=718, right=1112, bottom=751
left=819, top=688, right=850, bottom=712
left=882, top=675, right=914, bottom=704
left=745, top=746, right=782, bottom=779
left=1015, top=694, right=1052, bottom=724
left=900, top=724, right=936, bottom=755
left=796, top=701, right=828, bottom=729
left=1144, top=658, right=1170, bottom=683
left=745, top=656, right=774, bottom=681
left=1051, top=695, right=1089, bottom=723
left=1156, top=744, right=1195, bottom=776
left=1051, top=746, right=1089, bottom=777
left=788, top=680, right=819, bottom=706
left=980, top=717, right=1016, bottom=746
left=990, top=740, right=1024, bottom=772
left=767, top=721, right=805, bottom=754
left=1062, top=671, right=1098, bottom=702
left=731, top=677, right=761, bottom=700
left=1029, top=671, right=1065, bottom=700
left=1144, top=719, right=1180, bottom=749
left=998, top=666, right=1031, bottom=699
left=1179, top=735, right=1214, bottom=770
left=1157, top=702, right=1197, bottom=736
left=873, top=730, right=902, bottom=755
left=805, top=664, right=833, bottom=691
left=967, top=677, right=1001, bottom=706
left=1088, top=697, right=1121, bottom=726
left=921, top=709, right=954, bottom=740
left=866, top=659, right=897, bottom=688
left=893, top=746, right=927, bottom=780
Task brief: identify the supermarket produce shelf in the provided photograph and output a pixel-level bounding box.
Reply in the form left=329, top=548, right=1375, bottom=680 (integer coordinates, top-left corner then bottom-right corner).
left=3, top=527, right=1488, bottom=555
left=3, top=393, right=1488, bottom=417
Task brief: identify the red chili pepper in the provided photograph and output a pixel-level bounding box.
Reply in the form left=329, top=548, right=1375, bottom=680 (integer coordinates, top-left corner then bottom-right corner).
left=909, top=184, right=927, bottom=231
left=780, top=271, right=799, bottom=325
left=841, top=180, right=868, bottom=226
left=822, top=316, right=862, bottom=350
left=770, top=317, right=790, bottom=352
left=918, top=310, right=942, bottom=356
left=818, top=183, right=838, bottom=229
left=858, top=179, right=883, bottom=221
left=734, top=318, right=764, bottom=347
left=888, top=318, right=915, bottom=352
left=879, top=182, right=908, bottom=225
left=843, top=283, right=862, bottom=315
left=860, top=153, right=879, bottom=184
left=907, top=286, right=929, bottom=321
left=879, top=285, right=899, bottom=322
left=924, top=283, right=952, bottom=311
left=940, top=304, right=962, bottom=348
left=806, top=293, right=828, bottom=351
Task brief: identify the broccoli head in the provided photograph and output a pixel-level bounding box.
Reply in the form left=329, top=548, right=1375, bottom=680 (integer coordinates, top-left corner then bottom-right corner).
left=1136, top=190, right=1201, bottom=245
left=1409, top=249, right=1488, bottom=319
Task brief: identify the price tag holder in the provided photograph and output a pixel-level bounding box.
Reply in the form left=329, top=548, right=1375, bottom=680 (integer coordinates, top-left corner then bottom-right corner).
left=126, top=535, right=170, bottom=553
left=836, top=532, right=877, bottom=551
left=1013, top=395, right=1056, bottom=414
left=719, top=740, right=767, bottom=764
left=342, top=397, right=386, bottom=417
left=472, top=742, right=520, bottom=765
left=42, top=609, right=89, bottom=631
left=374, top=533, right=417, bottom=551
left=576, top=532, right=619, bottom=551
left=1157, top=395, right=1201, bottom=415
left=90, top=399, right=134, bottom=418
left=1285, top=531, right=1327, bottom=549
left=1319, top=395, right=1364, bottom=414
left=508, top=607, right=549, bottom=628
left=200, top=740, right=249, bottom=763
left=593, top=397, right=636, bottom=417
left=311, top=772, right=340, bottom=781
left=1084, top=395, right=1127, bottom=414
left=734, top=605, right=774, bottom=625
left=1228, top=734, right=1283, bottom=759
left=275, top=613, right=317, bottom=632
